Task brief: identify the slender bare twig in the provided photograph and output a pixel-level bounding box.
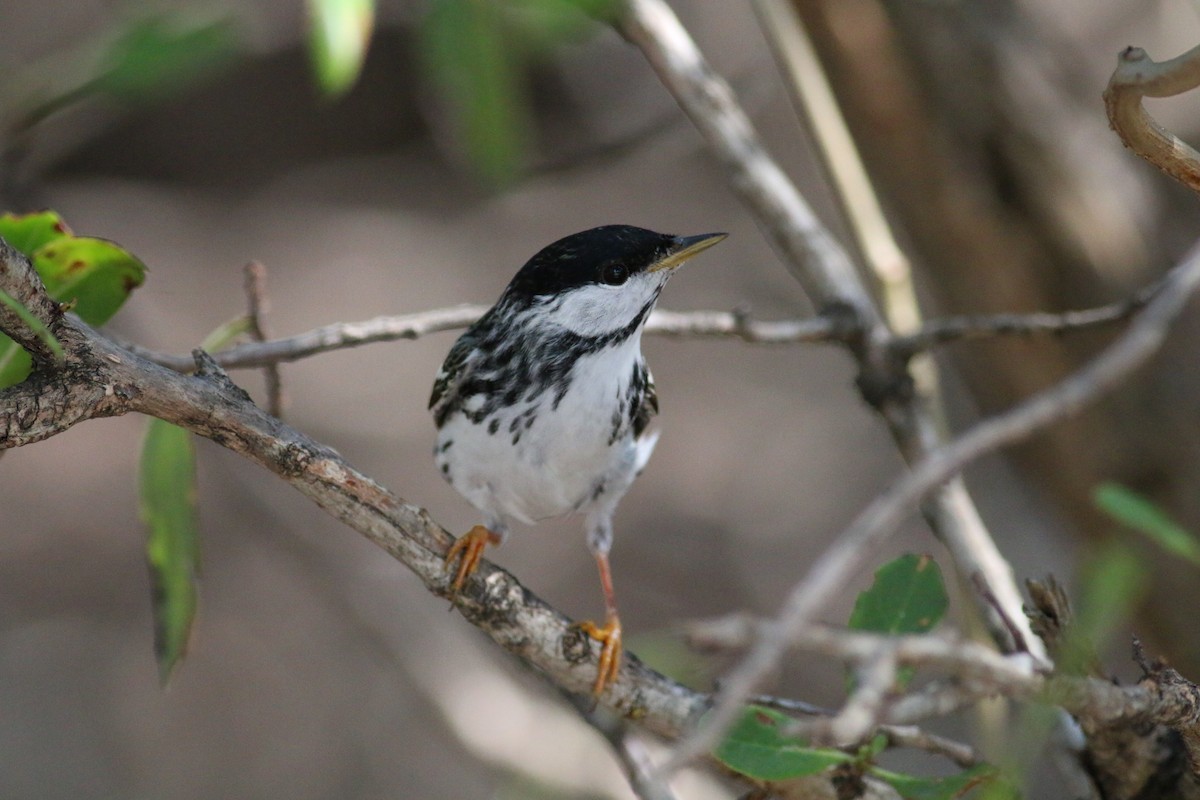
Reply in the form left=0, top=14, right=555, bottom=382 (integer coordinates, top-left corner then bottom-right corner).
left=894, top=279, right=1166, bottom=358
left=688, top=616, right=1041, bottom=685
left=806, top=650, right=897, bottom=746
left=242, top=261, right=284, bottom=417
left=661, top=238, right=1200, bottom=775
left=876, top=725, right=980, bottom=768
left=745, top=694, right=830, bottom=716
left=884, top=682, right=985, bottom=726
left=118, top=304, right=490, bottom=372
left=112, top=307, right=839, bottom=372
left=115, top=299, right=1155, bottom=377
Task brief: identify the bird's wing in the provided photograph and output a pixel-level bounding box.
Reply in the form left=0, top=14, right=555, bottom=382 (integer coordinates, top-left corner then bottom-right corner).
left=429, top=329, right=479, bottom=425
left=632, top=363, right=659, bottom=439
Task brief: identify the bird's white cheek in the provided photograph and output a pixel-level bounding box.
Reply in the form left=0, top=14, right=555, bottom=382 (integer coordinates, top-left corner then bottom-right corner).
left=544, top=277, right=664, bottom=337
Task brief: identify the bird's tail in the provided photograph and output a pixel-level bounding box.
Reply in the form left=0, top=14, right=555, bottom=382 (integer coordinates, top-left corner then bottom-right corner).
left=634, top=429, right=660, bottom=475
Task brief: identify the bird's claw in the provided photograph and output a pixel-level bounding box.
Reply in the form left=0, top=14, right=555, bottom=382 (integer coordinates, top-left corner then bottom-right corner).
left=571, top=614, right=623, bottom=698
left=445, top=525, right=500, bottom=593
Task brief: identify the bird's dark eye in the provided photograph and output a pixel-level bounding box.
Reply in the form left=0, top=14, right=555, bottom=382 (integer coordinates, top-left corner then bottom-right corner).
left=600, top=263, right=629, bottom=286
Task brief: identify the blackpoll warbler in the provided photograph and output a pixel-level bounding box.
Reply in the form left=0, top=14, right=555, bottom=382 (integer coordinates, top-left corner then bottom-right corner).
left=430, top=224, right=726, bottom=696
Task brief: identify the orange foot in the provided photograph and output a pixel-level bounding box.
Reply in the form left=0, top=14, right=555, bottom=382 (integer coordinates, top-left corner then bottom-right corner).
left=571, top=613, right=623, bottom=698
left=445, top=525, right=500, bottom=592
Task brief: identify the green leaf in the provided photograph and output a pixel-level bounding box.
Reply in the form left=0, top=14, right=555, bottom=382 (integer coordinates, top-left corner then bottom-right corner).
left=94, top=15, right=239, bottom=102
left=849, top=554, right=948, bottom=636
left=135, top=316, right=249, bottom=683
left=0, top=211, right=72, bottom=255
left=0, top=221, right=146, bottom=388
left=713, top=706, right=851, bottom=781
left=140, top=420, right=200, bottom=683
left=34, top=236, right=146, bottom=325
left=0, top=344, right=33, bottom=390
left=870, top=764, right=1010, bottom=800
left=307, top=0, right=375, bottom=97
left=848, top=554, right=948, bottom=688
left=423, top=0, right=528, bottom=184
left=1094, top=482, right=1200, bottom=567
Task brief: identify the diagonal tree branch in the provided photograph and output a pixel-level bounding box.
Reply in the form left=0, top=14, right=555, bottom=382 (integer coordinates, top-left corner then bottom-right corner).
left=661, top=237, right=1200, bottom=773
left=0, top=243, right=707, bottom=742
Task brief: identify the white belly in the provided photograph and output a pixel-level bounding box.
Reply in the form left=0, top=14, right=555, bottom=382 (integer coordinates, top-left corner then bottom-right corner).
left=436, top=340, right=645, bottom=525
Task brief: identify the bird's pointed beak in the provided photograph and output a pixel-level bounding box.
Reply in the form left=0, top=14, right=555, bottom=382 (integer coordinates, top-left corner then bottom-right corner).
left=648, top=232, right=728, bottom=273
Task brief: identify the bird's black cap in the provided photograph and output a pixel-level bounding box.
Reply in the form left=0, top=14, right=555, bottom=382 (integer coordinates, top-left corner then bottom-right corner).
left=503, top=225, right=725, bottom=301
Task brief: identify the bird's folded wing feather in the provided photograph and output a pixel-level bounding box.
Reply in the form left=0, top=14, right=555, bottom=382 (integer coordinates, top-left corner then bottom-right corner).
left=632, top=366, right=659, bottom=439
left=429, top=331, right=479, bottom=424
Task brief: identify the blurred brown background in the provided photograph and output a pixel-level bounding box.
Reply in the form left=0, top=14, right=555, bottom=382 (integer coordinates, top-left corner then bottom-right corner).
left=1, top=0, right=1198, bottom=797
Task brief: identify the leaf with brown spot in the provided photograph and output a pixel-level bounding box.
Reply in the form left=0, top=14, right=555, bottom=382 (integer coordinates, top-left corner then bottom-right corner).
left=0, top=214, right=147, bottom=387
left=848, top=554, right=948, bottom=689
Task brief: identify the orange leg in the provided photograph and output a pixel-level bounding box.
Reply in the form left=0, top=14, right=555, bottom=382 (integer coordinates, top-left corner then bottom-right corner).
left=572, top=551, right=623, bottom=698
left=444, top=525, right=501, bottom=592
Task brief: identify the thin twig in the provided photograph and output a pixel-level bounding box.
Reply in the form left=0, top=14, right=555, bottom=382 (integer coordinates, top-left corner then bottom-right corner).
left=801, top=650, right=897, bottom=746
left=113, top=307, right=840, bottom=372
left=689, top=617, right=1041, bottom=685
left=876, top=725, right=980, bottom=768
left=894, top=279, right=1165, bottom=358
left=243, top=261, right=285, bottom=417
left=660, top=238, right=1200, bottom=775
left=746, top=694, right=830, bottom=716
left=118, top=304, right=490, bottom=372
left=971, top=572, right=1032, bottom=658
left=116, top=299, right=1155, bottom=376
left=884, top=682, right=985, bottom=726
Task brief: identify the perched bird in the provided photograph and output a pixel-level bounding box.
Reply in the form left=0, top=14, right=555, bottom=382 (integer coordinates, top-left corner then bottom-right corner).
left=430, top=224, right=726, bottom=696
